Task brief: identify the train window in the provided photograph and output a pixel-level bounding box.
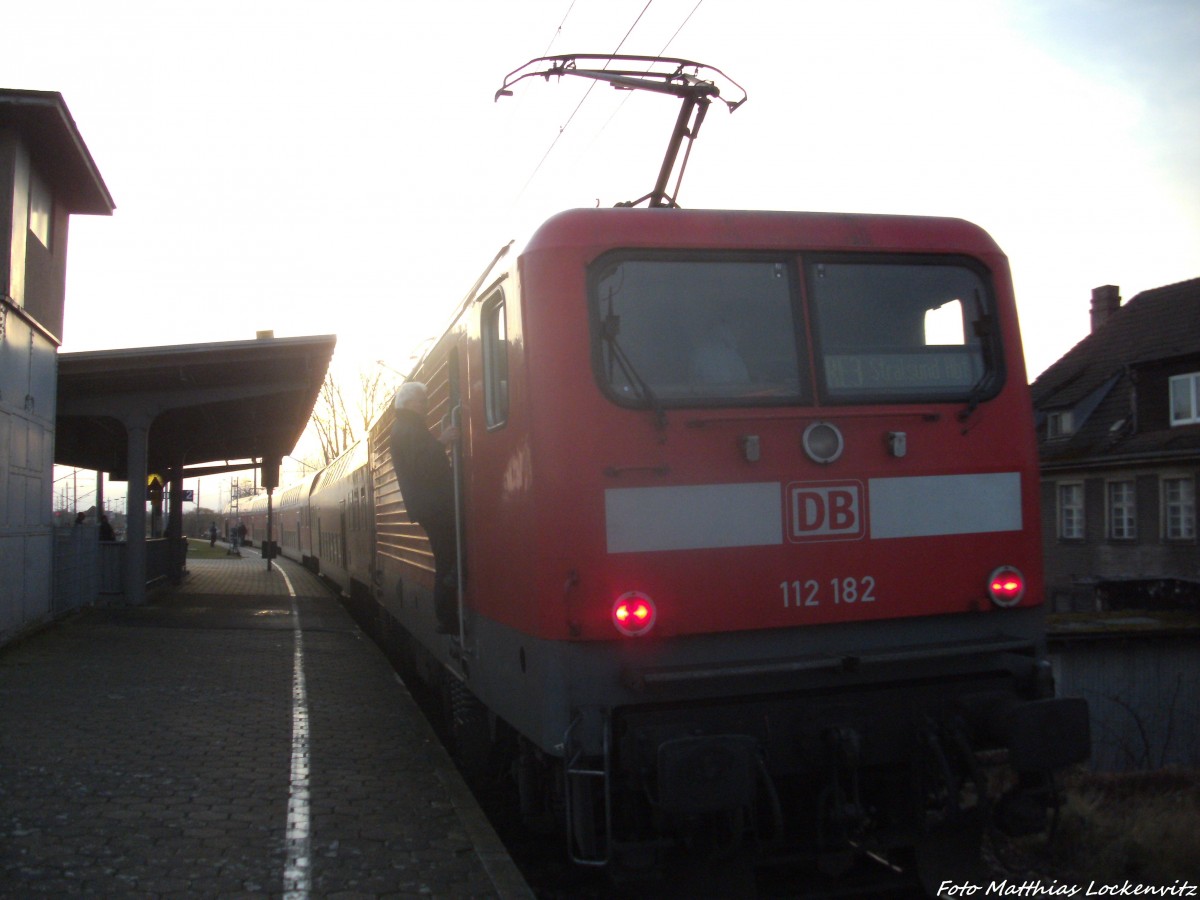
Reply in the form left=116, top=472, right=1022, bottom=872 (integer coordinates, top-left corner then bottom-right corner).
left=808, top=258, right=1000, bottom=404
left=482, top=292, right=509, bottom=427
left=591, top=257, right=807, bottom=406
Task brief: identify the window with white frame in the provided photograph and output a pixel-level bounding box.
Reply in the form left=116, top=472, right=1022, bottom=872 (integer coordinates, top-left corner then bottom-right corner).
left=1047, top=410, right=1074, bottom=439
left=1170, top=373, right=1200, bottom=426
left=1058, top=482, right=1084, bottom=540
left=1108, top=480, right=1136, bottom=540
left=1163, top=476, right=1196, bottom=541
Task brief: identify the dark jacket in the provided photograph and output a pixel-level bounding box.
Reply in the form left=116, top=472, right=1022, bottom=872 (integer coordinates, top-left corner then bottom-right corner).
left=389, top=408, right=454, bottom=526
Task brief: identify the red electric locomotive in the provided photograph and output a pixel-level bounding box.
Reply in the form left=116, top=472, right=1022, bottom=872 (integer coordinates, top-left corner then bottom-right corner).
left=262, top=55, right=1089, bottom=884
left=338, top=205, right=1087, bottom=880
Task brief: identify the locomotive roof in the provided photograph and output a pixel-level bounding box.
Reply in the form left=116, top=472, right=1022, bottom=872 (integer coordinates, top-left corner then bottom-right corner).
left=520, top=207, right=1004, bottom=258
left=55, top=334, right=336, bottom=479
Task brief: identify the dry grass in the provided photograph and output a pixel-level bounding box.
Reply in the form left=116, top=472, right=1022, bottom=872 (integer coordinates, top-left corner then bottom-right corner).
left=997, top=768, right=1200, bottom=882
left=182, top=537, right=233, bottom=559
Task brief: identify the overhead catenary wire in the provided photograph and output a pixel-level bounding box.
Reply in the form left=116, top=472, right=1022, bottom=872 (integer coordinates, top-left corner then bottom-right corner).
left=512, top=0, right=656, bottom=202
left=657, top=0, right=703, bottom=55
left=594, top=0, right=705, bottom=137
left=541, top=0, right=578, bottom=56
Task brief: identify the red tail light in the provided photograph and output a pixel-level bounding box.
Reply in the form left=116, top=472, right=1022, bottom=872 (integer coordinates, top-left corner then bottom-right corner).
left=987, top=566, right=1026, bottom=607
left=612, top=591, right=657, bottom=637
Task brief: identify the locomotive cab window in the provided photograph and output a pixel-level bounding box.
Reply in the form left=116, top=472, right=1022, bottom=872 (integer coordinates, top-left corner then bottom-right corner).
left=590, top=256, right=808, bottom=407
left=808, top=258, right=1001, bottom=404
left=482, top=291, right=509, bottom=428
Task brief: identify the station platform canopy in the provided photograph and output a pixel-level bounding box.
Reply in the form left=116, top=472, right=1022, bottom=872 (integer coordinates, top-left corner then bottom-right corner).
left=56, top=334, right=337, bottom=480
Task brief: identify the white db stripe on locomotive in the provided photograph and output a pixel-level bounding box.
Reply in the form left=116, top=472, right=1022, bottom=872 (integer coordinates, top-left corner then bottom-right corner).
left=605, top=482, right=783, bottom=553
left=868, top=472, right=1023, bottom=539
left=604, top=472, right=1022, bottom=553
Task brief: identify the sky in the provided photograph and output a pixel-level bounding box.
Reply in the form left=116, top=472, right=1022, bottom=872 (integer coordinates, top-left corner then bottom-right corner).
left=7, top=0, right=1199, bottom=509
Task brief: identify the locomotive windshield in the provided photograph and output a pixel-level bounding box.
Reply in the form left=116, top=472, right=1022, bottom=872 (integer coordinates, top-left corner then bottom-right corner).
left=808, top=258, right=998, bottom=403
left=589, top=253, right=999, bottom=407
left=592, top=257, right=809, bottom=405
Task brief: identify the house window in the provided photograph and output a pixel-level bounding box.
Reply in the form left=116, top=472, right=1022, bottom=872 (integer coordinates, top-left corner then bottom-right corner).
left=1047, top=411, right=1074, bottom=439
left=1107, top=480, right=1136, bottom=540
left=1058, top=483, right=1084, bottom=540
left=29, top=167, right=52, bottom=248
left=1163, top=477, right=1196, bottom=541
left=1170, top=373, right=1200, bottom=425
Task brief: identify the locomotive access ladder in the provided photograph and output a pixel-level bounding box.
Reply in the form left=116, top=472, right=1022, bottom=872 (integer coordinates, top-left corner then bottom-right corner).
left=563, top=712, right=614, bottom=866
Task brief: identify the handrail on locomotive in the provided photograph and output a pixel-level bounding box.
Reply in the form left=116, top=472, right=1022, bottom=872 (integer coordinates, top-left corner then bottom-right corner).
left=495, top=54, right=748, bottom=209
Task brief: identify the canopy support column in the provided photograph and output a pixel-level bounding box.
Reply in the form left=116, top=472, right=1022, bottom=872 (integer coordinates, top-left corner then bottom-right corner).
left=123, top=417, right=150, bottom=605
left=167, top=467, right=185, bottom=585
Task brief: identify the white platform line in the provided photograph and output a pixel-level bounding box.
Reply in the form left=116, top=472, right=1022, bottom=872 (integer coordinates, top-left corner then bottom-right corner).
left=278, top=567, right=311, bottom=899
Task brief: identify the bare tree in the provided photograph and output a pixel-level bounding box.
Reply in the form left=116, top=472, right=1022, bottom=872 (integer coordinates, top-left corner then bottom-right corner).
left=310, top=367, right=401, bottom=465
left=230, top=479, right=259, bottom=500
left=354, top=368, right=395, bottom=438
left=312, top=372, right=353, bottom=465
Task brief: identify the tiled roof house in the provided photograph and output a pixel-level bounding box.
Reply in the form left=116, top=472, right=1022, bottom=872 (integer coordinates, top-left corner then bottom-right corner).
left=1031, top=279, right=1200, bottom=610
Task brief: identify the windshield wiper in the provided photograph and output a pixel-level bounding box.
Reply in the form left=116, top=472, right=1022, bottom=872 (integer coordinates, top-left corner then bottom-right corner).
left=958, top=374, right=991, bottom=429
left=958, top=295, right=995, bottom=429
left=602, top=310, right=668, bottom=432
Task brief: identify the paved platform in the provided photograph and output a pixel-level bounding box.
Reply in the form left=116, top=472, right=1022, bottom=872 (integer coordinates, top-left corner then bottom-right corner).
left=0, top=545, right=532, bottom=898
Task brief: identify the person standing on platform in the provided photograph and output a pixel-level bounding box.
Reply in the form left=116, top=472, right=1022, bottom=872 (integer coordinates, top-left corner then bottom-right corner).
left=389, top=382, right=460, bottom=634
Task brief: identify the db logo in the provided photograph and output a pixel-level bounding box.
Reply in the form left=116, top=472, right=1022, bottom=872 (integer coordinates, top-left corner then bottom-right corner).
left=786, top=481, right=866, bottom=543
